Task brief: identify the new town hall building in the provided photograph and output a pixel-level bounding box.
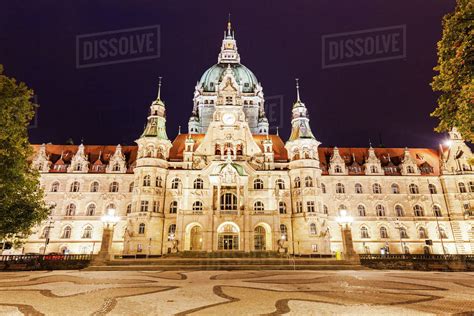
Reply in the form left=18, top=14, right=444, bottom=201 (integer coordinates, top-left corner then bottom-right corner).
left=25, top=23, right=474, bottom=256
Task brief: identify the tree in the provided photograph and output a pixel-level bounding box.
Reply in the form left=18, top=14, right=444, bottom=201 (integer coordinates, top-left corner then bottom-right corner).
left=431, top=0, right=473, bottom=142
left=0, top=65, right=49, bottom=248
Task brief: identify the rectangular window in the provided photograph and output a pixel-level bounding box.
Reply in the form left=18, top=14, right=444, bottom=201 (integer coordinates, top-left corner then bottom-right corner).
left=296, top=201, right=303, bottom=213
left=311, top=244, right=318, bottom=252
left=307, top=201, right=315, bottom=213
left=140, top=201, right=149, bottom=212
left=153, top=201, right=159, bottom=213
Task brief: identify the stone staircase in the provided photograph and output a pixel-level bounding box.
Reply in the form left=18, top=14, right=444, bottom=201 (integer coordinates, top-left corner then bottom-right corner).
left=86, top=252, right=364, bottom=271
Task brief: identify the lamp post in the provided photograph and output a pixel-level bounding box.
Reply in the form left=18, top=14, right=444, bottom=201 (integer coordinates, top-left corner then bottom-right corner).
left=42, top=216, right=55, bottom=255
left=94, top=207, right=119, bottom=265
left=336, top=210, right=357, bottom=260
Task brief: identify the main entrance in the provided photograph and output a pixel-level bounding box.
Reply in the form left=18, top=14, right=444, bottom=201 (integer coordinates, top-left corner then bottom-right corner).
left=217, top=222, right=240, bottom=251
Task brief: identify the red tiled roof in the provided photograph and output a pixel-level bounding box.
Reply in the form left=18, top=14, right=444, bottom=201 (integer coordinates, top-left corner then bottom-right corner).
left=317, top=147, right=441, bottom=175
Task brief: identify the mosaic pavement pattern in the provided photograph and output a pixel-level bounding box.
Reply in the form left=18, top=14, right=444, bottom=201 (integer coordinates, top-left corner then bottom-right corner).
left=0, top=270, right=473, bottom=315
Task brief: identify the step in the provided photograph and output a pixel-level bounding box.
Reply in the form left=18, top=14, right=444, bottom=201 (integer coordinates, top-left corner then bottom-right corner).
left=105, top=259, right=357, bottom=266
left=86, top=264, right=367, bottom=271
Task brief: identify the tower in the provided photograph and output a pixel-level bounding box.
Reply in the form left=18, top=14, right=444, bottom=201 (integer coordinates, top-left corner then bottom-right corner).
left=285, top=79, right=328, bottom=254
left=125, top=78, right=172, bottom=255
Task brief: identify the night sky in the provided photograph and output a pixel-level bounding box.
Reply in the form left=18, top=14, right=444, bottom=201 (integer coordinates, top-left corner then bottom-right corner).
left=0, top=0, right=456, bottom=148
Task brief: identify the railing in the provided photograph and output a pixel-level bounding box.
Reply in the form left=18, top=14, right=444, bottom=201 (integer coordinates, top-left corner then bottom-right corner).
left=360, top=254, right=474, bottom=261
left=0, top=254, right=93, bottom=262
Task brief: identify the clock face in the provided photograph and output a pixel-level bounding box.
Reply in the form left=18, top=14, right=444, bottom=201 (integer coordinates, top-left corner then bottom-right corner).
left=222, top=113, right=236, bottom=125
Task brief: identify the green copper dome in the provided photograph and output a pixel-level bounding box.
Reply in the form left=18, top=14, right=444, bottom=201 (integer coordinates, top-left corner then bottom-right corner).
left=199, top=63, right=258, bottom=93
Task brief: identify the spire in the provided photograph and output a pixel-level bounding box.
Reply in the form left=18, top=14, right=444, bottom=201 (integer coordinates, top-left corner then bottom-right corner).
left=288, top=79, right=316, bottom=141
left=156, top=76, right=162, bottom=100
left=295, top=78, right=301, bottom=102
left=227, top=13, right=232, bottom=37
left=218, top=17, right=240, bottom=63
left=140, top=78, right=169, bottom=140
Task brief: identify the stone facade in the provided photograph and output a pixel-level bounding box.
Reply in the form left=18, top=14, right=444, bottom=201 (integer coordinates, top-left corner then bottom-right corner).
left=21, top=22, right=474, bottom=257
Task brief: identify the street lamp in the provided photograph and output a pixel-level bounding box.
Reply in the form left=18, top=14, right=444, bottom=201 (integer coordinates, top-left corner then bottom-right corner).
left=336, top=210, right=357, bottom=260
left=95, top=207, right=119, bottom=264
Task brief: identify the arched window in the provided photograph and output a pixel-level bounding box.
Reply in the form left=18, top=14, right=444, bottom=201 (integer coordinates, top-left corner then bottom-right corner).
left=194, top=178, right=204, bottom=189
left=409, top=184, right=419, bottom=194
left=321, top=183, right=326, bottom=194
left=334, top=165, right=343, bottom=173
left=400, top=227, right=409, bottom=239
left=40, top=226, right=50, bottom=239
left=129, top=182, right=134, bottom=192
left=155, top=176, right=162, bottom=187
left=65, top=203, right=76, bottom=216
left=395, top=205, right=404, bottom=217
left=276, top=179, right=285, bottom=190
left=370, top=165, right=378, bottom=173
left=61, top=226, right=72, bottom=239
left=192, top=201, right=203, bottom=212
left=458, top=182, right=467, bottom=193
left=391, top=183, right=400, bottom=194
left=358, top=205, right=366, bottom=217
left=86, top=204, right=95, bottom=216
left=310, top=223, right=317, bottom=235
left=360, top=227, right=370, bottom=238
left=82, top=226, right=93, bottom=239
left=438, top=227, right=448, bottom=239
left=171, top=178, right=181, bottom=189
left=338, top=204, right=347, bottom=212
left=372, top=183, right=382, bottom=194
left=169, top=201, right=178, bottom=214
left=90, top=181, right=99, bottom=192
left=112, top=163, right=120, bottom=172
left=51, top=181, right=60, bottom=192
left=280, top=224, right=288, bottom=239
left=428, top=184, right=437, bottom=194
left=126, top=204, right=132, bottom=214
left=294, top=177, right=301, bottom=188
left=418, top=227, right=428, bottom=239
left=304, top=176, right=313, bottom=187
left=253, top=179, right=264, bottom=190
left=109, top=181, right=119, bottom=192
left=70, top=181, right=80, bottom=192
left=167, top=224, right=176, bottom=240
left=279, top=201, right=286, bottom=214
left=376, top=204, right=386, bottom=217
left=413, top=205, right=424, bottom=217
left=433, top=205, right=442, bottom=217
left=380, top=227, right=389, bottom=239
left=323, top=205, right=328, bottom=214
left=143, top=175, right=151, bottom=187
left=355, top=183, right=363, bottom=194
left=254, top=201, right=264, bottom=211
left=336, top=183, right=345, bottom=194
left=138, top=223, right=146, bottom=235
left=407, top=166, right=415, bottom=174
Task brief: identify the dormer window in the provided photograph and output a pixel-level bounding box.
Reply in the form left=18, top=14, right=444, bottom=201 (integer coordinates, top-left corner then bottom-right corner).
left=225, top=96, right=233, bottom=105
left=407, top=166, right=415, bottom=174
left=370, top=166, right=378, bottom=173
left=112, top=163, right=120, bottom=172
left=74, top=164, right=82, bottom=172
left=334, top=165, right=343, bottom=173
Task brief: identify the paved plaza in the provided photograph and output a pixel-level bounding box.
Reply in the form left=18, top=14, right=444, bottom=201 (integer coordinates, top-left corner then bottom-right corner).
left=0, top=270, right=473, bottom=315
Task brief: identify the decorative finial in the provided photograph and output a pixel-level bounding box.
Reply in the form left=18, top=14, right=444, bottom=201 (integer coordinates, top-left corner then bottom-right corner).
left=295, top=78, right=301, bottom=102
left=276, top=126, right=279, bottom=136
left=369, top=139, right=372, bottom=148
left=227, top=13, right=231, bottom=36
left=157, top=76, right=162, bottom=100
left=178, top=125, right=181, bottom=135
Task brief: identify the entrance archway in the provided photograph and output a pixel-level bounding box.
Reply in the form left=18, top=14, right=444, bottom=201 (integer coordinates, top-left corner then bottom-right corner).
left=217, top=222, right=240, bottom=251
left=184, top=223, right=204, bottom=251
left=190, top=226, right=203, bottom=251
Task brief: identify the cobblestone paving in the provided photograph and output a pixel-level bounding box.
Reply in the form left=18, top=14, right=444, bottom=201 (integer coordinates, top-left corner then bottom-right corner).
left=0, top=270, right=473, bottom=315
